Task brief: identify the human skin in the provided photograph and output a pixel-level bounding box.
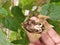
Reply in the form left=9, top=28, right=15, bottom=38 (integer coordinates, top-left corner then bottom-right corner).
left=28, top=28, right=60, bottom=45
left=27, top=17, right=60, bottom=45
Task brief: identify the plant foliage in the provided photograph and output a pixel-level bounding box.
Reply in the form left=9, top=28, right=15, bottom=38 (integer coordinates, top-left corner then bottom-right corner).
left=0, top=0, right=60, bottom=45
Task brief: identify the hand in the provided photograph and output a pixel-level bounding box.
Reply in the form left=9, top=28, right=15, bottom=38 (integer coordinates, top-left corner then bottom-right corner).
left=27, top=29, right=60, bottom=45
left=26, top=17, right=60, bottom=45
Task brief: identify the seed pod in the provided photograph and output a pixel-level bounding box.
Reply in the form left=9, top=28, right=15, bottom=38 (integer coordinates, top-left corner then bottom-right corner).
left=22, top=15, right=53, bottom=34
left=22, top=15, right=53, bottom=42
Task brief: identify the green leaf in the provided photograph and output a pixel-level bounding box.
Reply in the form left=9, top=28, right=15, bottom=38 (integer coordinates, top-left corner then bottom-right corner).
left=19, top=0, right=36, bottom=10
left=40, top=4, right=50, bottom=15
left=19, top=25, right=30, bottom=45
left=0, top=0, right=6, bottom=7
left=11, top=35, right=29, bottom=45
left=0, top=28, right=13, bottom=45
left=50, top=0, right=60, bottom=2
left=2, top=16, right=20, bottom=32
left=3, top=0, right=11, bottom=11
left=11, top=6, right=25, bottom=23
left=40, top=3, right=60, bottom=21
left=0, top=8, right=8, bottom=17
left=9, top=31, right=17, bottom=42
left=11, top=40, right=24, bottom=44
left=3, top=0, right=11, bottom=15
left=11, top=26, right=30, bottom=45
left=40, top=3, right=60, bottom=34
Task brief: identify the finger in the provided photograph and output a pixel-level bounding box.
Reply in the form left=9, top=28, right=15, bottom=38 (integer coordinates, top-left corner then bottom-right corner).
left=48, top=29, right=60, bottom=43
left=26, top=31, right=43, bottom=45
left=39, top=38, right=45, bottom=45
left=41, top=31, right=55, bottom=45
left=33, top=41, right=44, bottom=45
left=29, top=43, right=35, bottom=45
left=29, top=40, right=45, bottom=45
left=56, top=43, right=60, bottom=45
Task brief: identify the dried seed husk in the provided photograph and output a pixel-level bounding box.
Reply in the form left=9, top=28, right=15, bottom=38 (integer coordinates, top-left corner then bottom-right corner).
left=22, top=15, right=54, bottom=42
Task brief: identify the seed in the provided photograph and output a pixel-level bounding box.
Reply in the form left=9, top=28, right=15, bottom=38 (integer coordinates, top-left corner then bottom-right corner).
left=34, top=25, right=40, bottom=30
